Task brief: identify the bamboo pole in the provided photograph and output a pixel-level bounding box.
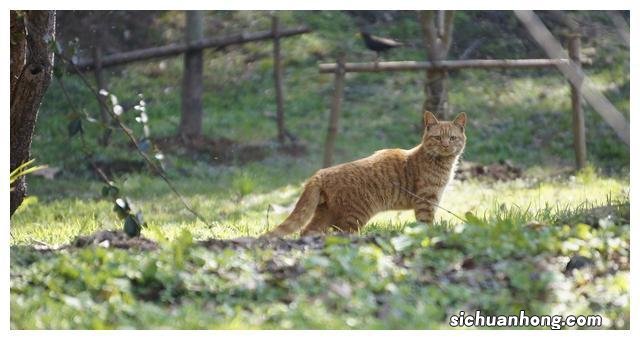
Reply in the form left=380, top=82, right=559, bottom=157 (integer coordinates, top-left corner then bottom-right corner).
left=323, top=54, right=346, bottom=168
left=72, top=26, right=311, bottom=71
left=318, top=58, right=571, bottom=73
left=568, top=34, right=587, bottom=169
left=272, top=16, right=286, bottom=144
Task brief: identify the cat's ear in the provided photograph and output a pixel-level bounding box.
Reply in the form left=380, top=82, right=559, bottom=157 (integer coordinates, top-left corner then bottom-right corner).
left=453, top=112, right=467, bottom=128
left=424, top=111, right=439, bottom=129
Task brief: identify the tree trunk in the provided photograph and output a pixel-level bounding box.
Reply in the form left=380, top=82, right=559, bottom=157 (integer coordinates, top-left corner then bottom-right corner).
left=179, top=10, right=204, bottom=139
left=424, top=68, right=449, bottom=117
left=418, top=11, right=454, bottom=119
left=272, top=15, right=286, bottom=144
left=10, top=10, right=56, bottom=216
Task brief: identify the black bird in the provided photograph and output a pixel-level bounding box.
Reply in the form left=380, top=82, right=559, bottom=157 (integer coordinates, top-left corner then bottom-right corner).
left=359, top=31, right=403, bottom=60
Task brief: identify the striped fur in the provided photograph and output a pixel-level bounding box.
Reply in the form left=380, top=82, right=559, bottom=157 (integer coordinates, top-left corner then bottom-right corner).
left=264, top=111, right=467, bottom=237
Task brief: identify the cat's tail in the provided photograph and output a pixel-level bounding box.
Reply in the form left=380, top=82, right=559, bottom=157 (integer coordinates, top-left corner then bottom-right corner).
left=264, top=178, right=322, bottom=237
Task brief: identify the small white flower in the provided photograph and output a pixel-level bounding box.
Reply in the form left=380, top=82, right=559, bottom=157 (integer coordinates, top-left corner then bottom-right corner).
left=99, top=89, right=109, bottom=96
left=113, top=105, right=123, bottom=116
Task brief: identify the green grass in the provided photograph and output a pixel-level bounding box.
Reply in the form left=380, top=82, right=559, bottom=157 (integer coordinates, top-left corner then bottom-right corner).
left=11, top=11, right=629, bottom=329
left=11, top=191, right=630, bottom=329
left=10, top=160, right=630, bottom=329
left=10, top=163, right=629, bottom=246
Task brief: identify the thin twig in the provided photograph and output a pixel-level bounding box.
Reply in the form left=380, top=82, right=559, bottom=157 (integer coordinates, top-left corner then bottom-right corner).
left=395, top=184, right=468, bottom=223
left=55, top=76, right=113, bottom=185
left=56, top=51, right=236, bottom=232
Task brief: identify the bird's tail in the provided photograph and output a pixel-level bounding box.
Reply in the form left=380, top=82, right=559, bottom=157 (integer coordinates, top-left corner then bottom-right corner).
left=264, top=178, right=321, bottom=237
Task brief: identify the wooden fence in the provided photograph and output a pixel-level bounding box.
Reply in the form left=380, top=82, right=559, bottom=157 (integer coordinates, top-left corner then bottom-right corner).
left=320, top=35, right=592, bottom=170
left=72, top=16, right=311, bottom=143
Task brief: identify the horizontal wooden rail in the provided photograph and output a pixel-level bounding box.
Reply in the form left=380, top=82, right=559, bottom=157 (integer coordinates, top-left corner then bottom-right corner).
left=318, top=58, right=572, bottom=73
left=72, top=25, right=311, bottom=71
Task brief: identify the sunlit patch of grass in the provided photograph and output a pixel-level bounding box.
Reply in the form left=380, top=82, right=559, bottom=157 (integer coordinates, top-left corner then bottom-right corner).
left=11, top=157, right=629, bottom=248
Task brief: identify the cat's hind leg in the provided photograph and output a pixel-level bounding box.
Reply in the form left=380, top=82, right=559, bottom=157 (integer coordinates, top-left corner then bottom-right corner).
left=300, top=205, right=334, bottom=236
left=333, top=214, right=369, bottom=234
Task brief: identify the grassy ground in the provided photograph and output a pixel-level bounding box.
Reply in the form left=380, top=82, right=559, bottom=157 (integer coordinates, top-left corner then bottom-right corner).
left=10, top=11, right=630, bottom=329
left=10, top=187, right=630, bottom=329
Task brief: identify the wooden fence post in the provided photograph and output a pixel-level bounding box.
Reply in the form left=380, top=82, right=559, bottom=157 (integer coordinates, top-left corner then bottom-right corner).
left=179, top=10, right=204, bottom=139
left=568, top=34, right=587, bottom=169
left=272, top=15, right=286, bottom=144
left=323, top=54, right=346, bottom=168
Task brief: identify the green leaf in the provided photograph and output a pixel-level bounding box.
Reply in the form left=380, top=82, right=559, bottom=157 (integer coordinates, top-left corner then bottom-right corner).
left=420, top=237, right=431, bottom=248
left=67, top=119, right=83, bottom=137
left=101, top=185, right=119, bottom=198
left=53, top=64, right=64, bottom=79
left=324, top=235, right=350, bottom=246
left=124, top=215, right=141, bottom=237
left=142, top=259, right=158, bottom=279
left=10, top=159, right=47, bottom=186
left=464, top=211, right=484, bottom=226
left=575, top=223, right=592, bottom=240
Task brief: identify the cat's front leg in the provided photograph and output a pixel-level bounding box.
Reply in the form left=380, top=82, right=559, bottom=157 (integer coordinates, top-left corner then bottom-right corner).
left=413, top=185, right=438, bottom=224
left=414, top=203, right=435, bottom=224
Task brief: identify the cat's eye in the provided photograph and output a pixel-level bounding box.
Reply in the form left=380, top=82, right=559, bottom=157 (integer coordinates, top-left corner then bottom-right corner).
left=434, top=136, right=441, bottom=140
left=450, top=136, right=457, bottom=141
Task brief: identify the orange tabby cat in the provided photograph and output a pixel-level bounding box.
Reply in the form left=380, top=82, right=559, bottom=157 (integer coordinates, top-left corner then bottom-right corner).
left=264, top=111, right=467, bottom=237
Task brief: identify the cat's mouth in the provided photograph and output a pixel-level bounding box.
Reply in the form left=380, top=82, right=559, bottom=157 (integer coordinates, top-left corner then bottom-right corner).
left=438, top=148, right=458, bottom=156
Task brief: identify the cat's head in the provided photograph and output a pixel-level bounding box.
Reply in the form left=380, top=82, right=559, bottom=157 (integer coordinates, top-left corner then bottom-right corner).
left=421, top=111, right=467, bottom=157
